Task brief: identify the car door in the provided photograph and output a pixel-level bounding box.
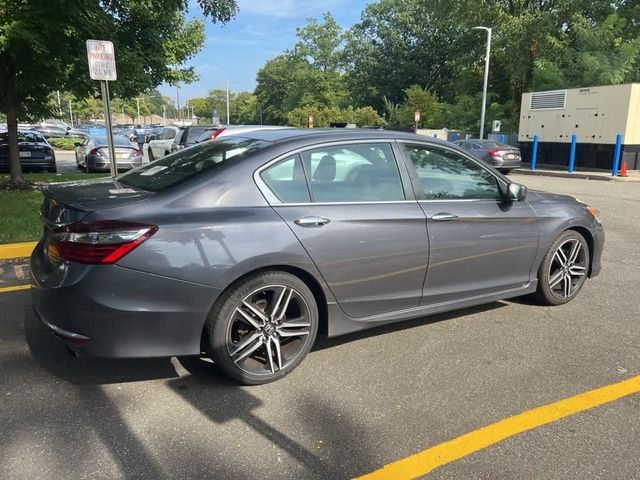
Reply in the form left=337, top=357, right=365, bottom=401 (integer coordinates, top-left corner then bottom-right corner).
left=400, top=142, right=539, bottom=305
left=257, top=141, right=429, bottom=318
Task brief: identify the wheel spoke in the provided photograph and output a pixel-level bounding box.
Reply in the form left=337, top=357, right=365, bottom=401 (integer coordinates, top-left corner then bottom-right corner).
left=230, top=331, right=262, bottom=357
left=272, top=337, right=283, bottom=370
left=235, top=307, right=263, bottom=330
left=563, top=274, right=571, bottom=298
left=554, top=249, right=567, bottom=267
left=277, top=328, right=310, bottom=338
left=242, top=300, right=269, bottom=325
left=569, top=265, right=586, bottom=276
left=265, top=336, right=275, bottom=373
left=548, top=270, right=564, bottom=289
left=271, top=287, right=293, bottom=321
left=232, top=334, right=263, bottom=363
left=567, top=241, right=581, bottom=265
left=280, top=316, right=311, bottom=328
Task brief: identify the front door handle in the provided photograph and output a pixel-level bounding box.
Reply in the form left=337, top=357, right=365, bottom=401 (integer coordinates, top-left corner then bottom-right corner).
left=431, top=212, right=459, bottom=222
left=294, top=216, right=331, bottom=228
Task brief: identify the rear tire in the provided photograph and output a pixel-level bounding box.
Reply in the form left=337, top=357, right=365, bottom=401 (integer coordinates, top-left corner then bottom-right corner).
left=499, top=168, right=512, bottom=174
left=148, top=149, right=154, bottom=162
left=206, top=271, right=319, bottom=385
left=534, top=230, right=590, bottom=306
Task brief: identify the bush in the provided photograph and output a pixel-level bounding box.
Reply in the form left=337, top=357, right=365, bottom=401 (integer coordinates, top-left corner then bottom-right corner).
left=48, top=137, right=81, bottom=150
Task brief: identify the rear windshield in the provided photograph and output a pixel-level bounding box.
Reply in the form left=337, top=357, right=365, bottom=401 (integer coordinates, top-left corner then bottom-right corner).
left=161, top=128, right=177, bottom=140
left=116, top=137, right=269, bottom=192
left=93, top=136, right=132, bottom=146
left=0, top=132, right=45, bottom=143
left=185, top=127, right=213, bottom=144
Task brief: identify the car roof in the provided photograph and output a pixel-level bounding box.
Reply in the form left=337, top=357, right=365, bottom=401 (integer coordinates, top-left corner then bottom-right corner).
left=231, top=128, right=452, bottom=145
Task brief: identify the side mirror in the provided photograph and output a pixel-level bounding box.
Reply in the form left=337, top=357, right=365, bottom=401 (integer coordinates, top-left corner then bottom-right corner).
left=507, top=183, right=527, bottom=201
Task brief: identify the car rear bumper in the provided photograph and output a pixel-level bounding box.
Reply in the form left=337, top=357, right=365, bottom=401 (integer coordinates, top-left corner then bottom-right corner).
left=0, top=158, right=56, bottom=171
left=30, top=241, right=222, bottom=358
left=493, top=158, right=522, bottom=169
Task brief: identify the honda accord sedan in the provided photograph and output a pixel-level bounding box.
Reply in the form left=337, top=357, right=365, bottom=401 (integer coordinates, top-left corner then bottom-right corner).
left=31, top=129, right=604, bottom=384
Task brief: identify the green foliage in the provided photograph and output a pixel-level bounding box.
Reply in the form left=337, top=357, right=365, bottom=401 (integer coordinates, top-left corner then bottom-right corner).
left=0, top=0, right=238, bottom=182
left=286, top=105, right=384, bottom=128
left=47, top=137, right=80, bottom=150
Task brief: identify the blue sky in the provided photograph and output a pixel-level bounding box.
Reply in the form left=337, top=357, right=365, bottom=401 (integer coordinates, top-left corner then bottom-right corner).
left=158, top=0, right=370, bottom=104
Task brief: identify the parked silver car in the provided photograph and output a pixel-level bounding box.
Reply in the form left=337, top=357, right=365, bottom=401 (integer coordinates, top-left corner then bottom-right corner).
left=147, top=126, right=184, bottom=162
left=453, top=139, right=522, bottom=173
left=74, top=135, right=142, bottom=172
left=32, top=129, right=604, bottom=385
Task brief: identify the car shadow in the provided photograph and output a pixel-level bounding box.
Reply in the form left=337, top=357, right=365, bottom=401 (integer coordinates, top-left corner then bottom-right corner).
left=313, top=301, right=507, bottom=352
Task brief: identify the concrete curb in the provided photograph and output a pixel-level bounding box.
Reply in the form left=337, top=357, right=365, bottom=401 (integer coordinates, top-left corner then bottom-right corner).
left=514, top=169, right=640, bottom=182
left=0, top=242, right=37, bottom=260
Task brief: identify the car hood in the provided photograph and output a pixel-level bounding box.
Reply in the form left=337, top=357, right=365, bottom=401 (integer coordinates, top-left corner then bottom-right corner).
left=42, top=177, right=154, bottom=212
left=527, top=189, right=578, bottom=204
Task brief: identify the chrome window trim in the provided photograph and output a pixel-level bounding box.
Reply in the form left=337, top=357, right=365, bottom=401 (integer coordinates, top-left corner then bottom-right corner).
left=254, top=139, right=406, bottom=205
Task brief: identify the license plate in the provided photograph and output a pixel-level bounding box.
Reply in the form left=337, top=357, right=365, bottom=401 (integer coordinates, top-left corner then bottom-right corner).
left=505, top=154, right=516, bottom=160
left=19, top=151, right=31, bottom=158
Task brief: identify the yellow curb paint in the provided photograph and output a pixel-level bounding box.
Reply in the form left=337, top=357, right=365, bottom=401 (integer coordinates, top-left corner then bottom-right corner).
left=354, top=375, right=640, bottom=480
left=0, top=284, right=31, bottom=293
left=0, top=242, right=37, bottom=260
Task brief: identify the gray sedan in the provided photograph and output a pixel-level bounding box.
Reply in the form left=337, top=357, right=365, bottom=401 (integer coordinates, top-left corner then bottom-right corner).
left=453, top=139, right=522, bottom=173
left=31, top=129, right=604, bottom=384
left=74, top=135, right=143, bottom=172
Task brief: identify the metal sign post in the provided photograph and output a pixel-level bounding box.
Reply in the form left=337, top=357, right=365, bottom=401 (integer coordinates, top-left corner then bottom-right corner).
left=86, top=39, right=117, bottom=177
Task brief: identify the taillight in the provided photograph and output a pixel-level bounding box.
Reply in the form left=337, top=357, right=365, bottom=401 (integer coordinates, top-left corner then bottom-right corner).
left=89, top=148, right=98, bottom=155
left=211, top=128, right=226, bottom=140
left=488, top=148, right=504, bottom=157
left=49, top=220, right=158, bottom=264
left=133, top=149, right=142, bottom=156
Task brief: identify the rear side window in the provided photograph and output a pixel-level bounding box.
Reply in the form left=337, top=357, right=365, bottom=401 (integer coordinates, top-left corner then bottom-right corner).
left=260, top=155, right=310, bottom=203
left=185, top=127, right=211, bottom=144
left=300, top=143, right=404, bottom=202
left=161, top=128, right=176, bottom=140
left=117, top=137, right=269, bottom=192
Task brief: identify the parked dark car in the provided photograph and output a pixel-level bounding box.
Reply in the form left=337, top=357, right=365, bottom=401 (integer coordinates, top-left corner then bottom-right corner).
left=31, top=125, right=69, bottom=138
left=74, top=135, right=142, bottom=172
left=31, top=129, right=604, bottom=385
left=453, top=139, right=522, bottom=173
left=0, top=131, right=56, bottom=172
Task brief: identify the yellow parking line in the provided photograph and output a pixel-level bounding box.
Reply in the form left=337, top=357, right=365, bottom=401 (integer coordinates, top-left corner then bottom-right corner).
left=0, top=242, right=37, bottom=260
left=354, top=375, right=640, bottom=480
left=0, top=284, right=31, bottom=293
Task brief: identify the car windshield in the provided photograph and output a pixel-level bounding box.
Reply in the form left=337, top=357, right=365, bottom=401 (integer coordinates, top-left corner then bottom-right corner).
left=0, top=132, right=45, bottom=143
left=117, top=137, right=270, bottom=192
left=185, top=126, right=214, bottom=144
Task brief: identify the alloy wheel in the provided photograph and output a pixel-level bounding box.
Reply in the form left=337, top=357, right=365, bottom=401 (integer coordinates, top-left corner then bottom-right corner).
left=226, top=285, right=312, bottom=376
left=548, top=238, right=587, bottom=300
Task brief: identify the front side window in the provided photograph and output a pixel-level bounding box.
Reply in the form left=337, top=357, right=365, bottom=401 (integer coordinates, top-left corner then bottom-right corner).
left=299, top=143, right=404, bottom=202
left=161, top=128, right=177, bottom=140
left=404, top=144, right=500, bottom=200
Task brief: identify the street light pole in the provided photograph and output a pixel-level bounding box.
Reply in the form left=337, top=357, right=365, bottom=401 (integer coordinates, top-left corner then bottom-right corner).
left=473, top=26, right=492, bottom=139
left=68, top=100, right=73, bottom=127
left=226, top=80, right=231, bottom=126
left=135, top=97, right=141, bottom=125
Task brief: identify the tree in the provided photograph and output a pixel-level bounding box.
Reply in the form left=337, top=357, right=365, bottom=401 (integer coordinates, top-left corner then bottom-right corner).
left=0, top=0, right=237, bottom=184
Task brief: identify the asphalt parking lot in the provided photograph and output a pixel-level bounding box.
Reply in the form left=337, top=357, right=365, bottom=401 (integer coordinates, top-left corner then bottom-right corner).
left=1, top=174, right=638, bottom=480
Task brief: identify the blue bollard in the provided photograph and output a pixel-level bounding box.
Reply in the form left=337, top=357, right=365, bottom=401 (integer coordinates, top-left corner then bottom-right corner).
left=500, top=134, right=506, bottom=144
left=531, top=135, right=539, bottom=171
left=433, top=133, right=437, bottom=138
left=568, top=134, right=577, bottom=173
left=612, top=133, right=623, bottom=176
left=451, top=132, right=458, bottom=142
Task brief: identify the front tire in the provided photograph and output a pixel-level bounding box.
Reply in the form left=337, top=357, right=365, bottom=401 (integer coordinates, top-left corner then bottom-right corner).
left=148, top=148, right=154, bottom=162
left=534, top=230, right=590, bottom=305
left=206, top=271, right=319, bottom=385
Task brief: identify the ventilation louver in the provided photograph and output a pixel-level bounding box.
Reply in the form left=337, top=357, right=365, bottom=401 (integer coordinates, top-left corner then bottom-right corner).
left=530, top=90, right=566, bottom=110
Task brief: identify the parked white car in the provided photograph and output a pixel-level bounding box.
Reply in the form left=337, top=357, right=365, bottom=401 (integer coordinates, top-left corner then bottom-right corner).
left=147, top=126, right=184, bottom=162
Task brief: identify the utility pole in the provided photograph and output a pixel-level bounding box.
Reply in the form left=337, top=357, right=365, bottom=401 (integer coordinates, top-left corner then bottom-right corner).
left=68, top=100, right=73, bottom=127
left=135, top=97, right=141, bottom=125
left=176, top=84, right=181, bottom=122
left=226, top=80, right=230, bottom=126
left=473, top=26, right=492, bottom=139
left=56, top=91, right=62, bottom=117
left=163, top=105, right=166, bottom=125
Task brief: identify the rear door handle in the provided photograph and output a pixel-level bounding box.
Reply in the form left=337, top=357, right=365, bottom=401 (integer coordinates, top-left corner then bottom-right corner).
left=294, top=216, right=331, bottom=228
left=431, top=212, right=459, bottom=222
